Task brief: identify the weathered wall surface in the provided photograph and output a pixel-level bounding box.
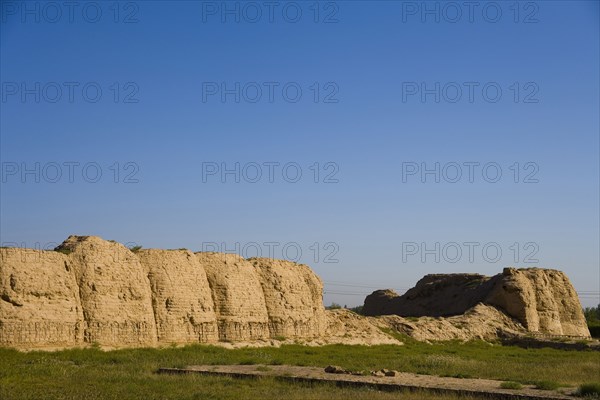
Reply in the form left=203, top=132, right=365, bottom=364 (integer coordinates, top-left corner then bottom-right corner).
left=138, top=249, right=218, bottom=343
left=1, top=237, right=590, bottom=349
left=364, top=267, right=590, bottom=338
left=0, top=248, right=83, bottom=347
left=0, top=237, right=345, bottom=349
left=363, top=274, right=497, bottom=317
left=250, top=258, right=326, bottom=339
left=57, top=236, right=158, bottom=346
left=486, top=268, right=590, bottom=337
left=197, top=252, right=270, bottom=341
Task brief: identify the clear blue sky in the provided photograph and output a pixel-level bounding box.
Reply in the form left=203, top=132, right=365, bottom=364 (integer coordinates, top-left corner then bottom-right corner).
left=1, top=1, right=598, bottom=307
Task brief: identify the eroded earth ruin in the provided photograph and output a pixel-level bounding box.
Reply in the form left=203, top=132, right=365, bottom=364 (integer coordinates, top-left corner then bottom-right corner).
left=0, top=236, right=590, bottom=350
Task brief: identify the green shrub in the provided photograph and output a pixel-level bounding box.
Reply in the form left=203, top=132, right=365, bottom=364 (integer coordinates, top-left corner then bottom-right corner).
left=348, top=305, right=364, bottom=315
left=55, top=248, right=72, bottom=255
left=500, top=381, right=523, bottom=390
left=129, top=245, right=143, bottom=253
left=451, top=373, right=472, bottom=379
left=534, top=380, right=560, bottom=390
left=377, top=327, right=414, bottom=343
left=577, top=383, right=600, bottom=398
left=583, top=306, right=600, bottom=338
left=583, top=306, right=599, bottom=323
left=588, top=325, right=600, bottom=339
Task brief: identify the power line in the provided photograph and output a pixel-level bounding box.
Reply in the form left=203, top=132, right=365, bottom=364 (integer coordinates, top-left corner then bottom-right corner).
left=324, top=281, right=408, bottom=289
left=323, top=284, right=598, bottom=300
left=324, top=291, right=369, bottom=296
left=323, top=282, right=410, bottom=293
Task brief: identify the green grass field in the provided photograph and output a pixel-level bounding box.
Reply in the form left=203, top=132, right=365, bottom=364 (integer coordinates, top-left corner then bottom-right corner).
left=1, top=340, right=598, bottom=400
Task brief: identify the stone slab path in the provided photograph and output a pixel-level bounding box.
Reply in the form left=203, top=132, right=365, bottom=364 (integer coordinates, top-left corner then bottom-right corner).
left=157, top=365, right=577, bottom=400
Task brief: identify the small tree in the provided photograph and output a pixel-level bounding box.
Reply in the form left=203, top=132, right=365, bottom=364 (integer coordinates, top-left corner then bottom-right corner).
left=583, top=305, right=600, bottom=338
left=583, top=305, right=599, bottom=324
left=348, top=305, right=364, bottom=315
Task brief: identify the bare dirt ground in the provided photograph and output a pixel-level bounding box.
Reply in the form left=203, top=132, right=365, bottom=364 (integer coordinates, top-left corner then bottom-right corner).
left=158, top=364, right=578, bottom=400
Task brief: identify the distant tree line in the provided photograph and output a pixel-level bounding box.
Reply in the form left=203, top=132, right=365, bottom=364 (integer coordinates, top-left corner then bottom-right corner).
left=583, top=305, right=600, bottom=322
left=325, top=303, right=364, bottom=315
left=583, top=305, right=600, bottom=338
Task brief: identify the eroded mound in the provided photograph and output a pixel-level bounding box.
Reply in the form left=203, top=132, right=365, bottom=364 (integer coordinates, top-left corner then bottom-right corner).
left=364, top=268, right=590, bottom=338
left=57, top=236, right=158, bottom=346
left=364, top=274, right=498, bottom=318
left=0, top=236, right=590, bottom=350
left=486, top=268, right=590, bottom=336
left=378, top=304, right=526, bottom=341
